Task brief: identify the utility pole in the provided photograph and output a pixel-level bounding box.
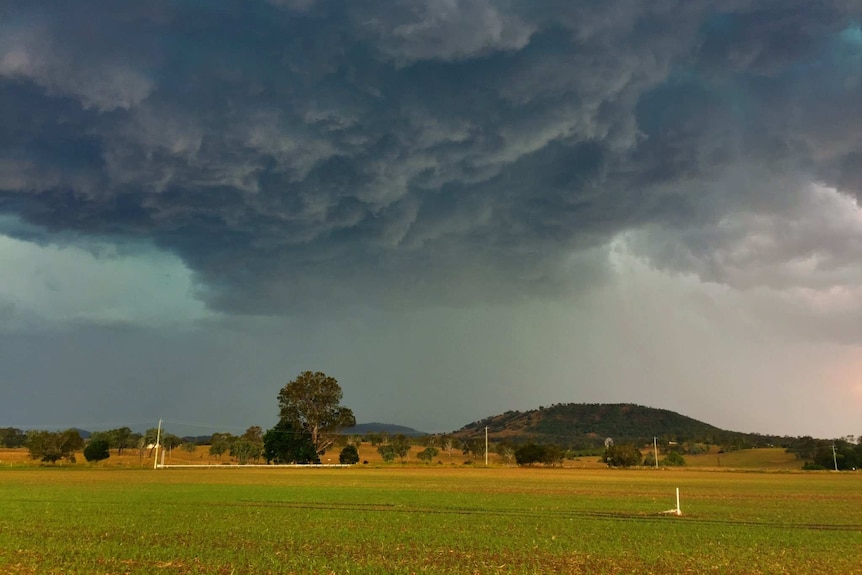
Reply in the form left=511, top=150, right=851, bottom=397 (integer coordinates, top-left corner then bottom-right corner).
left=654, top=437, right=659, bottom=469
left=153, top=419, right=162, bottom=470
left=485, top=426, right=489, bottom=466
left=832, top=442, right=838, bottom=471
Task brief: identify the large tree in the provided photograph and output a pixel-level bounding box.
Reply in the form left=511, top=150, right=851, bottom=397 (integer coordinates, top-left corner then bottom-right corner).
left=26, top=429, right=84, bottom=464
left=0, top=427, right=25, bottom=448
left=263, top=421, right=319, bottom=464
left=277, top=371, right=355, bottom=455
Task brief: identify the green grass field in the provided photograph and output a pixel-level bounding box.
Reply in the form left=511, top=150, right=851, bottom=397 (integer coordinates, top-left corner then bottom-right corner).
left=1, top=467, right=859, bottom=574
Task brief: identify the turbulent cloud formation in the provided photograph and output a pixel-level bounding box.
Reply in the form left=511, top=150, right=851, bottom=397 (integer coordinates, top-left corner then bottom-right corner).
left=0, top=1, right=859, bottom=436
left=1, top=0, right=858, bottom=317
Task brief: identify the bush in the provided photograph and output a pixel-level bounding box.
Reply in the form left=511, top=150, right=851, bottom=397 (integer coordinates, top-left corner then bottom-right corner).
left=662, top=451, right=686, bottom=467
left=83, top=439, right=110, bottom=462
left=514, top=443, right=545, bottom=465
left=377, top=444, right=396, bottom=463
left=417, top=447, right=439, bottom=463
left=339, top=444, right=359, bottom=464
left=604, top=443, right=643, bottom=467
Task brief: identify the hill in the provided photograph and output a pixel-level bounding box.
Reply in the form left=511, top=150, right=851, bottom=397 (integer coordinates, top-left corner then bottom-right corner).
left=453, top=403, right=785, bottom=450
left=343, top=422, right=426, bottom=437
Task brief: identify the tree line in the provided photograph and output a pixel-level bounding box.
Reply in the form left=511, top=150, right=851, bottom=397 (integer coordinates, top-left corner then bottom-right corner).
left=4, top=373, right=860, bottom=469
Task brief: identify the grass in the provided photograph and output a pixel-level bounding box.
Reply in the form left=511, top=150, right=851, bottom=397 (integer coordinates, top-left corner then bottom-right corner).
left=684, top=447, right=805, bottom=470
left=1, top=466, right=860, bottom=574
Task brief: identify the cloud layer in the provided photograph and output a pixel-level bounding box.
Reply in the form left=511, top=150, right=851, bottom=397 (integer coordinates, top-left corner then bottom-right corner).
left=0, top=1, right=859, bottom=328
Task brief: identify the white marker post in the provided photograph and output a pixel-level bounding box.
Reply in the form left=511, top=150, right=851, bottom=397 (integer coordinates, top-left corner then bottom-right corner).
left=662, top=487, right=682, bottom=516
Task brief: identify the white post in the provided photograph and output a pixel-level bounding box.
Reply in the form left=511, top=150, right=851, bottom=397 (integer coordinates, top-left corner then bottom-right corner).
left=484, top=427, right=489, bottom=466
left=153, top=419, right=162, bottom=470
left=676, top=487, right=681, bottom=516
left=832, top=443, right=838, bottom=471
left=654, top=437, right=659, bottom=469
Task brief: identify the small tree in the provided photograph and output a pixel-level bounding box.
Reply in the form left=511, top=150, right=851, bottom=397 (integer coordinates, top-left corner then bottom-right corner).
left=515, top=443, right=546, bottom=465
left=461, top=438, right=481, bottom=459
left=209, top=433, right=233, bottom=459
left=161, top=433, right=182, bottom=456
left=113, top=426, right=134, bottom=455
left=377, top=444, right=397, bottom=463
left=83, top=439, right=110, bottom=462
left=230, top=439, right=261, bottom=464
left=182, top=442, right=197, bottom=454
left=540, top=444, right=565, bottom=466
left=339, top=444, right=360, bottom=464
left=662, top=451, right=686, bottom=467
left=390, top=434, right=411, bottom=462
left=604, top=443, right=643, bottom=467
left=496, top=443, right=515, bottom=465
left=441, top=436, right=456, bottom=458
left=417, top=446, right=439, bottom=463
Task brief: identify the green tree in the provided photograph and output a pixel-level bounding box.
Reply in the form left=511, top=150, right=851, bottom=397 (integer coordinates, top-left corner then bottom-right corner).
left=209, top=433, right=233, bottom=459
left=263, top=422, right=319, bottom=464
left=83, top=438, right=110, bottom=462
left=113, top=426, right=134, bottom=454
left=604, top=443, right=643, bottom=467
left=377, top=444, right=397, bottom=463
left=26, top=429, right=83, bottom=464
left=339, top=444, right=360, bottom=464
left=182, top=442, right=197, bottom=454
left=813, top=440, right=862, bottom=470
left=230, top=439, right=261, bottom=464
left=0, top=427, right=25, bottom=448
left=515, top=443, right=546, bottom=465
left=416, top=446, right=439, bottom=463
left=161, top=433, right=182, bottom=454
left=390, top=434, right=411, bottom=462
left=277, top=371, right=356, bottom=455
left=661, top=451, right=686, bottom=467
left=540, top=443, right=564, bottom=466
left=461, top=438, right=481, bottom=459
left=239, top=426, right=264, bottom=463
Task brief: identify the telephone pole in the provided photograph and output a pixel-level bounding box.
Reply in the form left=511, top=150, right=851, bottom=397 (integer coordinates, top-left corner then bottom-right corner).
left=153, top=419, right=162, bottom=470
left=485, top=426, right=489, bottom=466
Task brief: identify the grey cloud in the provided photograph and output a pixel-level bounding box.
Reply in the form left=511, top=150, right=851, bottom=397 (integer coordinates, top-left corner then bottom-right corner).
left=625, top=183, right=862, bottom=291
left=0, top=7, right=156, bottom=111
left=350, top=0, right=536, bottom=65
left=0, top=0, right=859, bottom=316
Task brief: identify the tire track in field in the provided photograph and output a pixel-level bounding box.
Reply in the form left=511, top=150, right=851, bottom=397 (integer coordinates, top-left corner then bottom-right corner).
left=225, top=500, right=862, bottom=532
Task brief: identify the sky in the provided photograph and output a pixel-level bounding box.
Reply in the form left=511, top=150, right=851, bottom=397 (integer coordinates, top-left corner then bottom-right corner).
left=0, top=1, right=860, bottom=440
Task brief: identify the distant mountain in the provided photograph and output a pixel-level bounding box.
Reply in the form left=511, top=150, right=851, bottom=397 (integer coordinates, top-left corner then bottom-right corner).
left=452, top=403, right=783, bottom=450
left=343, top=422, right=426, bottom=436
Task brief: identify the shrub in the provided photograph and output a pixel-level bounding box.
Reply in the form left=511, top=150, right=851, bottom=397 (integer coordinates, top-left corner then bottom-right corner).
left=339, top=444, right=360, bottom=464
left=83, top=439, right=110, bottom=462
left=662, top=451, right=686, bottom=467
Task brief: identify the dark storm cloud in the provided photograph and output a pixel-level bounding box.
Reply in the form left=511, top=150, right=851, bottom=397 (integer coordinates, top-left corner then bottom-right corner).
left=0, top=0, right=859, bottom=313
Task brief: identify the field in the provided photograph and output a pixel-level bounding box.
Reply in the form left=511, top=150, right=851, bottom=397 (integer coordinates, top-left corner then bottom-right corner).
left=1, top=465, right=860, bottom=575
